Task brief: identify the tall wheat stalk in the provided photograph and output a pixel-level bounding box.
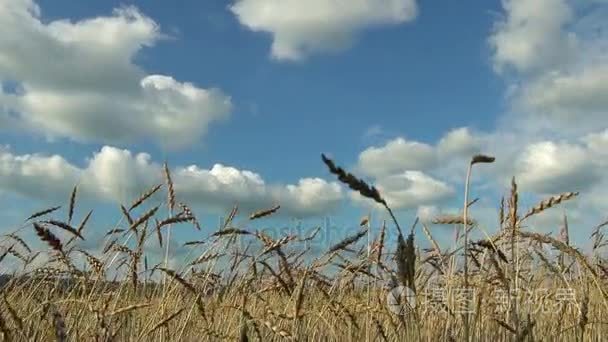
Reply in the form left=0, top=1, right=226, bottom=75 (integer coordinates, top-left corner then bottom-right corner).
left=463, top=154, right=494, bottom=342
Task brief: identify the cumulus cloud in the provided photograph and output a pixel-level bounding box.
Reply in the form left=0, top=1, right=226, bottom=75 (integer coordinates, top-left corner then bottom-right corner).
left=351, top=170, right=454, bottom=210
left=343, top=0, right=608, bottom=234
left=416, top=205, right=440, bottom=223
left=279, top=178, right=344, bottom=217
left=0, top=146, right=343, bottom=218
left=517, top=64, right=608, bottom=125
left=0, top=145, right=80, bottom=199
left=350, top=128, right=489, bottom=210
left=175, top=165, right=342, bottom=217
left=489, top=0, right=577, bottom=74
left=584, top=129, right=608, bottom=160
left=350, top=123, right=608, bottom=220
left=513, top=141, right=599, bottom=194
left=490, top=0, right=608, bottom=131
left=357, top=127, right=484, bottom=177
left=357, top=137, right=437, bottom=178
left=437, top=127, right=482, bottom=158
left=230, top=0, right=418, bottom=61
left=481, top=0, right=608, bottom=219
left=0, top=0, right=232, bottom=148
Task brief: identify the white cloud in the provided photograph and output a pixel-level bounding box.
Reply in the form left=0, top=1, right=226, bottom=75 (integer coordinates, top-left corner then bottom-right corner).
left=489, top=0, right=577, bottom=74
left=350, top=128, right=490, bottom=210
left=514, top=141, right=599, bottom=194
left=355, top=127, right=489, bottom=185
left=357, top=137, right=437, bottom=178
left=585, top=180, right=608, bottom=219
left=174, top=165, right=344, bottom=217
left=230, top=0, right=418, bottom=61
left=350, top=124, right=608, bottom=221
left=0, top=145, right=80, bottom=199
left=351, top=170, right=454, bottom=210
left=280, top=178, right=344, bottom=217
left=346, top=0, right=608, bottom=234
left=82, top=146, right=159, bottom=202
left=0, top=146, right=343, bottom=218
left=0, top=0, right=232, bottom=148
left=517, top=64, right=608, bottom=125
left=584, top=129, right=608, bottom=161
left=483, top=0, right=608, bottom=212
left=490, top=0, right=608, bottom=131
left=416, top=205, right=440, bottom=223
left=437, top=127, right=482, bottom=158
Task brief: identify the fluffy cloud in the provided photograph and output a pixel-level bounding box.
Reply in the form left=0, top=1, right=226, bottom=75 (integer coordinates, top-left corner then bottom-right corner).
left=482, top=0, right=608, bottom=217
left=348, top=0, right=608, bottom=235
left=351, top=124, right=608, bottom=219
left=0, top=145, right=80, bottom=199
left=437, top=127, right=482, bottom=158
left=489, top=0, right=577, bottom=74
left=230, top=0, right=418, bottom=61
left=357, top=137, right=436, bottom=178
left=0, top=0, right=232, bottom=148
left=174, top=164, right=342, bottom=216
left=517, top=64, right=608, bottom=125
left=357, top=127, right=484, bottom=177
left=513, top=141, right=599, bottom=194
left=351, top=170, right=454, bottom=210
left=416, top=205, right=440, bottom=223
left=584, top=129, right=608, bottom=160
left=490, top=0, right=608, bottom=130
left=0, top=146, right=343, bottom=218
left=280, top=178, right=344, bottom=217
left=350, top=128, right=488, bottom=210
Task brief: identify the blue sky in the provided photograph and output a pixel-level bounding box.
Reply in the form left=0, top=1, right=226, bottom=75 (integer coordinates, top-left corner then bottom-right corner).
left=1, top=0, right=607, bottom=259
left=11, top=0, right=503, bottom=172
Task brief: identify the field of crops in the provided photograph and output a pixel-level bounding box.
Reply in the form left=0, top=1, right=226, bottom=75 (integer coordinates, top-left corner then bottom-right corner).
left=0, top=154, right=606, bottom=341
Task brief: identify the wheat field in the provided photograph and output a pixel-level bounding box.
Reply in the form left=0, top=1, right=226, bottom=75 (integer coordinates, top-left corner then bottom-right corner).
left=0, top=154, right=606, bottom=341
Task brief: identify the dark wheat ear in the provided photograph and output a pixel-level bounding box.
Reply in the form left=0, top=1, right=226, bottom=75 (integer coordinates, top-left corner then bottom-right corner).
left=327, top=228, right=368, bottom=254
left=249, top=205, right=280, bottom=220
left=163, top=162, right=176, bottom=212
left=154, top=219, right=163, bottom=248
left=120, top=205, right=134, bottom=226
left=68, top=185, right=78, bottom=225
left=129, top=183, right=163, bottom=211
left=129, top=205, right=160, bottom=232
left=321, top=154, right=386, bottom=206
left=471, top=154, right=495, bottom=165
left=6, top=234, right=31, bottom=253
left=396, top=218, right=417, bottom=292
left=65, top=209, right=93, bottom=247
left=359, top=215, right=370, bottom=227
left=376, top=221, right=386, bottom=265
left=321, top=153, right=404, bottom=235
left=42, top=220, right=84, bottom=240
left=26, top=206, right=61, bottom=222
left=33, top=223, right=63, bottom=253
left=212, top=228, right=252, bottom=237
left=156, top=215, right=195, bottom=230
